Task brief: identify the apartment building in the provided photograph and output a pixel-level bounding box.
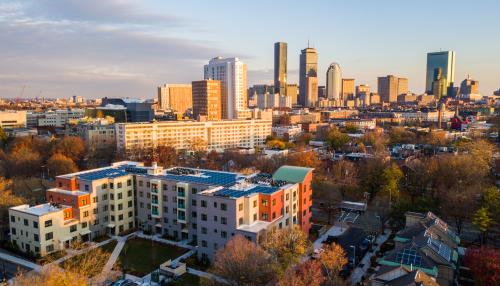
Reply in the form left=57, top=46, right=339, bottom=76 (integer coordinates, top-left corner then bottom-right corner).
left=0, top=110, right=27, bottom=128
left=9, top=163, right=137, bottom=256
left=115, top=119, right=272, bottom=154
left=9, top=162, right=313, bottom=260
left=27, top=109, right=85, bottom=128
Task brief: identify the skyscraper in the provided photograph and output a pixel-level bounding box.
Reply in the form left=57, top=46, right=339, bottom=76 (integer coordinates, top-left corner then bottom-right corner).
left=305, top=77, right=318, bottom=107
left=274, top=42, right=287, bottom=96
left=460, top=75, right=479, bottom=95
left=432, top=68, right=447, bottom=99
left=204, top=57, right=248, bottom=119
left=192, top=80, right=222, bottom=121
left=341, top=79, right=355, bottom=101
left=157, top=84, right=193, bottom=113
left=299, top=47, right=318, bottom=106
left=378, top=75, right=398, bottom=103
left=397, top=78, right=409, bottom=95
left=425, top=51, right=455, bottom=93
left=326, top=63, right=342, bottom=102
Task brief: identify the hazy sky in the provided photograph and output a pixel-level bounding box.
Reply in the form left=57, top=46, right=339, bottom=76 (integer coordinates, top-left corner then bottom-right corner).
left=0, top=0, right=499, bottom=99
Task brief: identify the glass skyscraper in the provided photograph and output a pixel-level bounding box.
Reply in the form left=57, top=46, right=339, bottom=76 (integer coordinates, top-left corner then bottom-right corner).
left=425, top=51, right=455, bottom=94
left=274, top=42, right=287, bottom=96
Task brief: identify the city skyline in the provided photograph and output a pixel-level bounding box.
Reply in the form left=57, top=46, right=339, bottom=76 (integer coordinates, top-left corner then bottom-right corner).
left=0, top=0, right=499, bottom=99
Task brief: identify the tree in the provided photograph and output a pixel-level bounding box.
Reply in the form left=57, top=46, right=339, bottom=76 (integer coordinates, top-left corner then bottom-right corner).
left=53, top=136, right=85, bottom=162
left=62, top=247, right=112, bottom=280
left=388, top=127, right=416, bottom=144
left=464, top=247, right=500, bottom=286
left=47, top=153, right=78, bottom=177
left=0, top=179, right=26, bottom=240
left=262, top=226, right=310, bottom=272
left=358, top=157, right=387, bottom=199
left=286, top=150, right=321, bottom=169
left=157, top=145, right=177, bottom=168
left=210, top=235, right=277, bottom=286
left=0, top=126, right=7, bottom=146
left=6, top=146, right=43, bottom=177
left=480, top=186, right=500, bottom=221
left=380, top=163, right=403, bottom=204
left=319, top=243, right=348, bottom=284
left=266, top=139, right=286, bottom=150
left=13, top=265, right=88, bottom=286
left=325, top=128, right=350, bottom=151
left=472, top=207, right=493, bottom=245
left=278, top=260, right=325, bottom=286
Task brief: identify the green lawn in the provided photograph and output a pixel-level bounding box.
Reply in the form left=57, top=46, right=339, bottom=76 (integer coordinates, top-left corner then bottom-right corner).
left=116, top=237, right=188, bottom=277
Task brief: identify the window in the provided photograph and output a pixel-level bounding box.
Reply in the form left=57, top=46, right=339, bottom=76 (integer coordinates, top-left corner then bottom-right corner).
left=102, top=183, right=107, bottom=189
left=238, top=217, right=243, bottom=225
left=201, top=214, right=207, bottom=221
left=111, top=215, right=115, bottom=222
left=286, top=194, right=289, bottom=201
left=11, top=228, right=16, bottom=235
left=147, top=193, right=150, bottom=199
left=118, top=203, right=123, bottom=211
left=191, top=211, right=197, bottom=218
left=201, top=200, right=207, bottom=207
left=110, top=183, right=114, bottom=189
left=162, top=184, right=167, bottom=190
left=253, top=214, right=257, bottom=221
left=46, top=244, right=54, bottom=252
left=163, top=195, right=168, bottom=202
left=102, top=194, right=107, bottom=200
left=253, top=200, right=257, bottom=208
left=191, top=188, right=197, bottom=194
left=127, top=179, right=132, bottom=186
left=10, top=216, right=15, bottom=222
left=272, top=212, right=276, bottom=219
left=33, top=221, right=38, bottom=229
left=139, top=191, right=143, bottom=197
left=23, top=219, right=28, bottom=226
left=262, top=213, right=268, bottom=220
left=83, top=211, right=89, bottom=217
left=138, top=181, right=143, bottom=187
left=238, top=203, right=243, bottom=211
left=262, top=199, right=268, bottom=206
left=201, top=227, right=207, bottom=234
left=45, top=220, right=52, bottom=227
left=128, top=190, right=132, bottom=197
left=110, top=194, right=114, bottom=200
left=221, top=231, right=227, bottom=238
left=213, top=202, right=218, bottom=208
left=104, top=205, right=108, bottom=211
left=221, top=203, right=227, bottom=211
left=34, top=234, right=39, bottom=242
left=221, top=217, right=227, bottom=225
left=82, top=222, right=87, bottom=228
left=92, top=197, right=97, bottom=203
left=191, top=199, right=196, bottom=206
left=118, top=214, right=123, bottom=221
left=213, top=216, right=218, bottom=222
left=128, top=200, right=133, bottom=207
left=146, top=182, right=150, bottom=188
left=45, top=232, right=53, bottom=240
left=272, top=199, right=276, bottom=206
left=201, top=240, right=207, bottom=247
left=118, top=193, right=123, bottom=200
left=70, top=225, right=77, bottom=232
left=93, top=208, right=98, bottom=214
left=117, top=182, right=122, bottom=188
left=128, top=211, right=133, bottom=217
left=85, top=185, right=89, bottom=191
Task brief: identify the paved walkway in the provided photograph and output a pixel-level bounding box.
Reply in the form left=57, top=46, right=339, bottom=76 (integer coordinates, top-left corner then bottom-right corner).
left=102, top=236, right=127, bottom=274
left=47, top=237, right=117, bottom=267
left=135, top=232, right=194, bottom=249
left=0, top=251, right=40, bottom=271
left=350, top=230, right=391, bottom=284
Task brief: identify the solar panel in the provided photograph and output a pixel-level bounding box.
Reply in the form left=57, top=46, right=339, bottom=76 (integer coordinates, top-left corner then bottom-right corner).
left=395, top=248, right=423, bottom=267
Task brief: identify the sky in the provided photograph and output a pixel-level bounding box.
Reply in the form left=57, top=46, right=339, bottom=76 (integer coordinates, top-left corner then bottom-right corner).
left=0, top=0, right=499, bottom=99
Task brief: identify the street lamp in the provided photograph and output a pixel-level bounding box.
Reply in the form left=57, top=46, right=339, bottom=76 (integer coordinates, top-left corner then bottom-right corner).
left=350, top=245, right=356, bottom=267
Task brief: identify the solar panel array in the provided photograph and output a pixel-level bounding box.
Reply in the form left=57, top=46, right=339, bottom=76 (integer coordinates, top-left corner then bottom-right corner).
left=78, top=168, right=128, bottom=180
left=395, top=248, right=423, bottom=267
left=162, top=170, right=238, bottom=187
left=214, top=185, right=279, bottom=198
left=427, top=237, right=451, bottom=261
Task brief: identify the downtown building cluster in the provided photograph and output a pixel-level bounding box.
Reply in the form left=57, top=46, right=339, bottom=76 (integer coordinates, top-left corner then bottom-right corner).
left=9, top=161, right=313, bottom=260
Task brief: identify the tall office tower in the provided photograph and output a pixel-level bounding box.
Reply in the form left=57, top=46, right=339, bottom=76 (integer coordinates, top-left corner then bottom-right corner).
left=432, top=68, right=447, bottom=99
left=397, top=78, right=409, bottom=95
left=304, top=77, right=318, bottom=107
left=192, top=80, right=222, bottom=121
left=318, top=86, right=326, bottom=98
left=356, top=84, right=371, bottom=96
left=286, top=84, right=299, bottom=105
left=204, top=57, right=248, bottom=119
left=157, top=84, right=193, bottom=113
left=342, top=79, right=355, bottom=101
left=425, top=51, right=455, bottom=93
left=460, top=75, right=479, bottom=95
left=299, top=47, right=318, bottom=106
left=274, top=42, right=287, bottom=95
left=378, top=75, right=399, bottom=103
left=326, top=63, right=342, bottom=101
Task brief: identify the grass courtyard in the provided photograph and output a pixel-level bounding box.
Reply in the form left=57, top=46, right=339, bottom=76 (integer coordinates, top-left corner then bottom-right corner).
left=115, top=237, right=188, bottom=277
left=171, top=273, right=202, bottom=286
left=61, top=239, right=117, bottom=277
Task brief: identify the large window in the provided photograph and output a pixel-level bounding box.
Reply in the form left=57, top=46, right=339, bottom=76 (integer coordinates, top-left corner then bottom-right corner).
left=45, top=232, right=53, bottom=240
left=44, top=220, right=52, bottom=227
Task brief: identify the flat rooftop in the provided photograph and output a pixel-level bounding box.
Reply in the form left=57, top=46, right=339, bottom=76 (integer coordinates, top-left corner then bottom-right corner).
left=11, top=203, right=68, bottom=216
left=213, top=184, right=279, bottom=199
left=237, top=220, right=271, bottom=234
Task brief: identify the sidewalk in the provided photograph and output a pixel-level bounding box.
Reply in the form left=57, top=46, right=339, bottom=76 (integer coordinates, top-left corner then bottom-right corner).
left=135, top=232, right=194, bottom=249
left=0, top=251, right=40, bottom=271
left=101, top=236, right=127, bottom=274
left=350, top=230, right=391, bottom=284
